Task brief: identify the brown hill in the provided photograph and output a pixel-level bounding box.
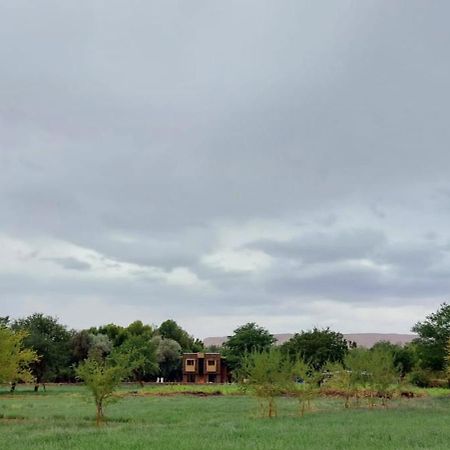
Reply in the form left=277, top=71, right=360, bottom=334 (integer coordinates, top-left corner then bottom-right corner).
left=203, top=333, right=416, bottom=348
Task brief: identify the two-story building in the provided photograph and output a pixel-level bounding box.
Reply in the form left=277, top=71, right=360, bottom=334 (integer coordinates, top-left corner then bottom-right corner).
left=182, top=352, right=230, bottom=383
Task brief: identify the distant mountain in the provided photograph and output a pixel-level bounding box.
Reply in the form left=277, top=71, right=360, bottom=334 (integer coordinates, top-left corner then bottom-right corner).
left=204, top=333, right=416, bottom=348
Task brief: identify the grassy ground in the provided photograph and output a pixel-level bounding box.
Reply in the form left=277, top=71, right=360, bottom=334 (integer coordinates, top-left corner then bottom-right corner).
left=0, top=384, right=449, bottom=449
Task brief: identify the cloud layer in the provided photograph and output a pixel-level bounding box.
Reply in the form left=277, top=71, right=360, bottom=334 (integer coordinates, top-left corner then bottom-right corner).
left=1, top=1, right=450, bottom=336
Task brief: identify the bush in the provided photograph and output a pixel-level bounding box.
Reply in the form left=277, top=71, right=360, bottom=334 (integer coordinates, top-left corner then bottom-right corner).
left=408, top=369, right=432, bottom=387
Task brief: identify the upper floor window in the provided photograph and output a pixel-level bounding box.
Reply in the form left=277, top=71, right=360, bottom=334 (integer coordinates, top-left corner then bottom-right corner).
left=207, top=360, right=216, bottom=366
left=186, top=359, right=195, bottom=366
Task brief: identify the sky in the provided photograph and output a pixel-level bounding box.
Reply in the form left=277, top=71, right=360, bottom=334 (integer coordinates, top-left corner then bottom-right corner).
left=1, top=0, right=450, bottom=338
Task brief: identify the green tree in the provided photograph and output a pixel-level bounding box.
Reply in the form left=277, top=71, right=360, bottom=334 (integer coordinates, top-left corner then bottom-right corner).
left=76, top=353, right=130, bottom=426
left=371, top=341, right=416, bottom=377
left=281, top=327, right=348, bottom=370
left=152, top=336, right=182, bottom=380
left=158, top=320, right=203, bottom=352
left=11, top=314, right=72, bottom=386
left=119, top=334, right=158, bottom=385
left=412, top=303, right=450, bottom=371
left=92, top=323, right=127, bottom=348
left=0, top=327, right=38, bottom=384
left=291, top=359, right=322, bottom=416
left=368, top=346, right=399, bottom=406
left=223, top=323, right=276, bottom=373
left=239, top=348, right=292, bottom=418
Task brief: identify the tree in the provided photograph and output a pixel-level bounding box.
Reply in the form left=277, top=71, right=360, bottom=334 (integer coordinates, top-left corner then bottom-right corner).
left=291, top=359, right=322, bottom=416
left=119, top=334, right=158, bottom=385
left=281, top=328, right=348, bottom=370
left=92, top=323, right=127, bottom=348
left=11, top=314, right=72, bottom=386
left=76, top=353, right=130, bottom=426
left=368, top=346, right=399, bottom=406
left=412, top=303, right=450, bottom=371
left=71, top=330, right=92, bottom=364
left=158, top=320, right=203, bottom=352
left=239, top=349, right=292, bottom=418
left=223, top=323, right=276, bottom=373
left=371, top=341, right=416, bottom=377
left=0, top=326, right=38, bottom=384
left=152, top=336, right=182, bottom=380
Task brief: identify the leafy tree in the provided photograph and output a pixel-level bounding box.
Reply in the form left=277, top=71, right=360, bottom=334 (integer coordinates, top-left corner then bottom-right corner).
left=291, top=359, right=322, bottom=416
left=0, top=326, right=38, bottom=384
left=125, top=320, right=154, bottom=339
left=239, top=349, right=292, bottom=418
left=76, top=353, right=130, bottom=426
left=152, top=336, right=182, bottom=380
left=71, top=330, right=92, bottom=364
left=92, top=323, right=127, bottom=348
left=330, top=347, right=399, bottom=407
left=281, top=327, right=348, bottom=370
left=324, top=361, right=354, bottom=408
left=412, top=303, right=450, bottom=371
left=88, top=334, right=113, bottom=360
left=11, top=314, right=72, bottom=386
left=223, top=323, right=276, bottom=373
left=119, top=334, right=158, bottom=384
left=368, top=346, right=399, bottom=406
left=371, top=341, right=416, bottom=377
left=158, top=320, right=203, bottom=352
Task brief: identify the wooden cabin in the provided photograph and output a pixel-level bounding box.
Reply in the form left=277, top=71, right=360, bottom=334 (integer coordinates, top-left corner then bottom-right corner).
left=182, top=352, right=230, bottom=383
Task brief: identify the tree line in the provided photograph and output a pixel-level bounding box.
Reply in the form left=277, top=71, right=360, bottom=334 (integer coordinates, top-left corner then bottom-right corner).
left=2, top=302, right=450, bottom=390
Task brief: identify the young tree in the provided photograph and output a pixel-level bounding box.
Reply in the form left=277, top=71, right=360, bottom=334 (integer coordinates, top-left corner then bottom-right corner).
left=0, top=327, right=38, bottom=385
left=76, top=353, right=130, bottom=425
left=281, top=327, right=348, bottom=370
left=291, top=359, right=322, bottom=416
left=239, top=348, right=292, bottom=418
left=368, top=346, right=399, bottom=406
left=223, top=323, right=276, bottom=373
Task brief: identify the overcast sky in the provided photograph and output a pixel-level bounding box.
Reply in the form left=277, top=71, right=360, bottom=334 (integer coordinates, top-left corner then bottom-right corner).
left=1, top=1, right=449, bottom=338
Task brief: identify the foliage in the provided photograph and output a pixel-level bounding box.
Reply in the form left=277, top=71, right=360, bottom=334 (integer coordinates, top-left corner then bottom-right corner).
left=92, top=323, right=128, bottom=347
left=223, top=322, right=276, bottom=373
left=158, top=320, right=203, bottom=352
left=76, top=353, right=130, bottom=425
left=239, top=348, right=292, bottom=417
left=11, top=313, right=72, bottom=383
left=412, top=303, right=450, bottom=371
left=281, top=327, right=348, bottom=370
left=291, top=359, right=322, bottom=415
left=152, top=336, right=182, bottom=380
left=119, top=334, right=158, bottom=384
left=0, top=326, right=38, bottom=383
left=371, top=341, right=416, bottom=377
left=408, top=368, right=433, bottom=388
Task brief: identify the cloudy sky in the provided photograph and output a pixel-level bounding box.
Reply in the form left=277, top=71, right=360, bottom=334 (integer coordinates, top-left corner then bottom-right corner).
left=1, top=1, right=449, bottom=338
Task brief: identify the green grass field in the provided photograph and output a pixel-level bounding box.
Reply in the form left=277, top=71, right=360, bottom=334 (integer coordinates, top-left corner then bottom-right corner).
left=0, top=384, right=449, bottom=449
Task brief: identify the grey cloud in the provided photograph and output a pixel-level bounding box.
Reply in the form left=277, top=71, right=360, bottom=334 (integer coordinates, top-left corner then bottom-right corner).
left=1, top=1, right=450, bottom=335
left=45, top=257, right=92, bottom=271
left=246, top=229, right=386, bottom=264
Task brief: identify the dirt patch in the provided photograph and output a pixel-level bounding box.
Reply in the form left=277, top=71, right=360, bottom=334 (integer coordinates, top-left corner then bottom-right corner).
left=119, top=390, right=224, bottom=398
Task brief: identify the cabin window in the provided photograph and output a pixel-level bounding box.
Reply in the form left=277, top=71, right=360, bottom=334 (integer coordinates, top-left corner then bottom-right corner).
left=186, top=359, right=195, bottom=366
left=207, top=360, right=215, bottom=366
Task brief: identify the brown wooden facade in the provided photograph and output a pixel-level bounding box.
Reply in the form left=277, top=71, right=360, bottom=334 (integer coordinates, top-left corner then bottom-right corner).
left=182, top=352, right=230, bottom=383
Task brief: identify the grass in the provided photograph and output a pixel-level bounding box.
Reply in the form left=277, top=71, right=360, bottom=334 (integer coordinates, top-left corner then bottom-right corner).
left=0, top=384, right=449, bottom=449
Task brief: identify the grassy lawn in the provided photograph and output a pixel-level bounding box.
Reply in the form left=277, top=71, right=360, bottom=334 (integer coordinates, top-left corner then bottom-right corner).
left=0, top=385, right=449, bottom=449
